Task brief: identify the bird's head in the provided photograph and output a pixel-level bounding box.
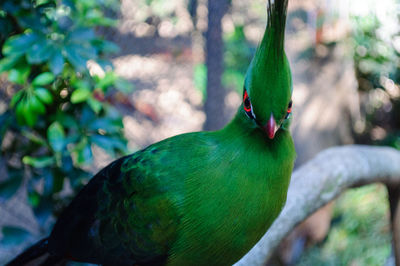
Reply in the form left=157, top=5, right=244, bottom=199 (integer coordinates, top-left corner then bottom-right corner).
left=242, top=0, right=292, bottom=139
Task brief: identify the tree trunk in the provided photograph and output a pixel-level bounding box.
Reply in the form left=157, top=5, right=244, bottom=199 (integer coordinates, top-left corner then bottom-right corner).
left=204, top=0, right=229, bottom=131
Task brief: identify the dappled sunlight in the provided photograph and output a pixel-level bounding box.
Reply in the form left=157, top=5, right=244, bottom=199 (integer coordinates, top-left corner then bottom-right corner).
left=118, top=0, right=193, bottom=37
left=113, top=55, right=170, bottom=80
left=113, top=54, right=205, bottom=148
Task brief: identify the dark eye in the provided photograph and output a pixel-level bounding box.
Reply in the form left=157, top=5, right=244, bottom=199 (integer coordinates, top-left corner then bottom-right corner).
left=285, top=100, right=292, bottom=119
left=243, top=89, right=255, bottom=119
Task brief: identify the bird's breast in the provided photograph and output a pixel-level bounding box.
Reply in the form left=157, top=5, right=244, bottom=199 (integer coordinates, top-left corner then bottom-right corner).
left=169, top=134, right=295, bottom=265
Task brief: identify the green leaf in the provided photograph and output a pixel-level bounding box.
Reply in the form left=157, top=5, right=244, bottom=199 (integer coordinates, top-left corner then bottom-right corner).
left=114, top=78, right=134, bottom=94
left=22, top=156, right=55, bottom=168
left=93, top=40, right=120, bottom=54
left=78, top=0, right=97, bottom=9
left=0, top=226, right=31, bottom=247
left=27, top=191, right=40, bottom=207
left=68, top=27, right=95, bottom=43
left=97, top=59, right=113, bottom=71
left=35, top=0, right=52, bottom=6
left=70, top=79, right=91, bottom=90
left=194, top=63, right=207, bottom=99
left=15, top=100, right=26, bottom=125
left=2, top=33, right=38, bottom=56
left=26, top=38, right=51, bottom=64
left=75, top=45, right=97, bottom=60
left=8, top=65, right=30, bottom=85
left=34, top=87, right=53, bottom=104
left=32, top=72, right=55, bottom=86
left=16, top=99, right=38, bottom=127
left=51, top=174, right=64, bottom=194
left=64, top=43, right=97, bottom=72
left=87, top=97, right=102, bottom=113
left=61, top=154, right=74, bottom=173
left=47, top=122, right=65, bottom=152
left=49, top=49, right=64, bottom=75
left=0, top=54, right=24, bottom=73
left=23, top=99, right=38, bottom=127
left=0, top=174, right=23, bottom=202
left=89, top=117, right=122, bottom=134
left=55, top=112, right=78, bottom=129
left=79, top=106, right=96, bottom=125
left=74, top=138, right=93, bottom=166
left=71, top=88, right=91, bottom=103
left=21, top=131, right=47, bottom=146
left=65, top=45, right=88, bottom=71
left=10, top=90, right=24, bottom=108
left=28, top=95, right=46, bottom=115
left=86, top=10, right=117, bottom=27
left=96, top=71, right=116, bottom=89
left=91, top=135, right=126, bottom=156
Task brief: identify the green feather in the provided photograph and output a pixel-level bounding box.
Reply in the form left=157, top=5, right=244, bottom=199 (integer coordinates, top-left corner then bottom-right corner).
left=267, top=0, right=289, bottom=55
left=15, top=1, right=296, bottom=265
left=246, top=0, right=291, bottom=125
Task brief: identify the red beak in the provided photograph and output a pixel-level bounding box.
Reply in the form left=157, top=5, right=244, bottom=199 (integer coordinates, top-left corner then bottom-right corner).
left=263, top=114, right=278, bottom=139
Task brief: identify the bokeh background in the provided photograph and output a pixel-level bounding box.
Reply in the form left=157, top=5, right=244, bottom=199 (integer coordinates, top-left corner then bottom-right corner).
left=0, top=0, right=399, bottom=265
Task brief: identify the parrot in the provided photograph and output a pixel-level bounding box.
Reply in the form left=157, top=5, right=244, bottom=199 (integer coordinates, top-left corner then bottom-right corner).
left=7, top=0, right=295, bottom=265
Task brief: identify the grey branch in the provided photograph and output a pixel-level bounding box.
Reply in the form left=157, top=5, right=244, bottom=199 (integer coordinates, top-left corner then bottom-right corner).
left=235, top=145, right=400, bottom=265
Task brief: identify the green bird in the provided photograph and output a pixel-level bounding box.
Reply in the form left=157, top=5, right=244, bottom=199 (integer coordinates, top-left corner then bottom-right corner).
left=7, top=0, right=295, bottom=265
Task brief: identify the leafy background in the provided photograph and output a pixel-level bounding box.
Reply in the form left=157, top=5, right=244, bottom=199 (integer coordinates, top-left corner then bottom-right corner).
left=0, top=0, right=132, bottom=249
left=0, top=0, right=399, bottom=265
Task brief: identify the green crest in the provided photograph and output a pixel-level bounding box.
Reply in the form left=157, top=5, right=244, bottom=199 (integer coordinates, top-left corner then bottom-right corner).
left=244, top=0, right=292, bottom=126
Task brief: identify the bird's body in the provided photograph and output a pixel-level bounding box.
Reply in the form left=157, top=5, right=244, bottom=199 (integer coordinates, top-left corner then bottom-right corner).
left=47, top=113, right=295, bottom=266
left=7, top=1, right=295, bottom=265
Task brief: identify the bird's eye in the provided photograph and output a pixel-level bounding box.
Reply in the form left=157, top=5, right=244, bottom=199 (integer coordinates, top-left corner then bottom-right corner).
left=243, top=89, right=255, bottom=119
left=285, top=100, right=292, bottom=119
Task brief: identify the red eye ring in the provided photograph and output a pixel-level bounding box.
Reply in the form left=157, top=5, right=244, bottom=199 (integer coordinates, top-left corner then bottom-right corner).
left=287, top=100, right=292, bottom=113
left=243, top=89, right=255, bottom=119
left=284, top=100, right=292, bottom=119
left=243, top=90, right=249, bottom=101
left=243, top=91, right=252, bottom=112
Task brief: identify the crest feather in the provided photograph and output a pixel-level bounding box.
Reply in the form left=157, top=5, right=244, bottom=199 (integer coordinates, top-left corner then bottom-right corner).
left=264, top=0, right=289, bottom=57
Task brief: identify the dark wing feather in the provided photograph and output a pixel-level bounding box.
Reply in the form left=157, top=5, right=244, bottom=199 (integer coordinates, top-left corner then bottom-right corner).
left=48, top=143, right=180, bottom=265
left=48, top=156, right=130, bottom=263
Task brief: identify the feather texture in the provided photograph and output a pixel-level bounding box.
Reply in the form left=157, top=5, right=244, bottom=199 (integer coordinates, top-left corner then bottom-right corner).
left=7, top=1, right=295, bottom=265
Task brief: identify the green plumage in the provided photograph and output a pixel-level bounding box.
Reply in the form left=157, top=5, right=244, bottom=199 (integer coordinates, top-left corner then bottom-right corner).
left=246, top=0, right=292, bottom=125
left=7, top=1, right=295, bottom=265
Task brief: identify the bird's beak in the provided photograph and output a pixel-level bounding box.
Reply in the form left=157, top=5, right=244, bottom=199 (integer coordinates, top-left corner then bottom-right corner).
left=263, top=114, right=278, bottom=139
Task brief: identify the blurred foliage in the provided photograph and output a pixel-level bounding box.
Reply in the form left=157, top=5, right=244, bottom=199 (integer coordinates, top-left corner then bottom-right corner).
left=141, top=0, right=179, bottom=18
left=351, top=14, right=400, bottom=149
left=0, top=0, right=132, bottom=244
left=131, top=0, right=181, bottom=36
left=194, top=24, right=255, bottom=97
left=300, top=9, right=399, bottom=265
left=223, top=24, right=256, bottom=94
left=298, top=184, right=391, bottom=266
left=193, top=63, right=207, bottom=98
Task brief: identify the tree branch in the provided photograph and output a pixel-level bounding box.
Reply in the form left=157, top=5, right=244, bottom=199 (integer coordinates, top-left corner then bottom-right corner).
left=235, top=145, right=400, bottom=265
